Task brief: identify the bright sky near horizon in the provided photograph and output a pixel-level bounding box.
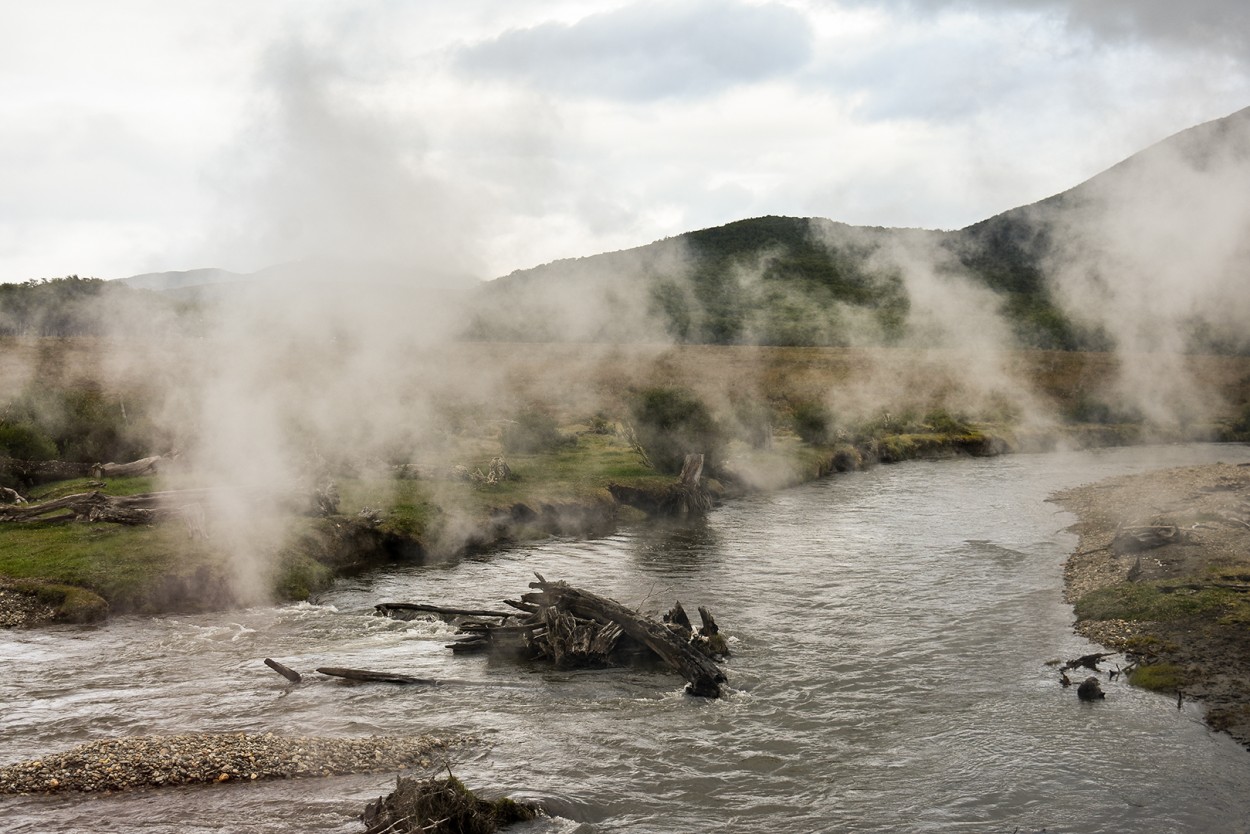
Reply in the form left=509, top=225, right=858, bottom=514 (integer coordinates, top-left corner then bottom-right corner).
left=1, top=0, right=1247, bottom=284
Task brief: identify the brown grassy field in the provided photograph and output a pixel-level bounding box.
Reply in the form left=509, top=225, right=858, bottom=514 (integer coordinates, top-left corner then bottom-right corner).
left=4, top=337, right=1250, bottom=443
left=3, top=336, right=1249, bottom=618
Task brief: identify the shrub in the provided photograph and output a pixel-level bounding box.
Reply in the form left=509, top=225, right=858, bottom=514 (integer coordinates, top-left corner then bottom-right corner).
left=4, top=383, right=159, bottom=463
left=628, top=386, right=722, bottom=475
left=923, top=408, right=972, bottom=435
left=501, top=409, right=568, bottom=455
left=0, top=422, right=58, bottom=461
left=790, top=400, right=833, bottom=445
left=731, top=397, right=774, bottom=449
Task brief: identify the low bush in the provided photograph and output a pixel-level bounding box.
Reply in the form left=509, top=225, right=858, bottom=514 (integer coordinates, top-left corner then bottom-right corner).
left=0, top=421, right=58, bottom=460
left=500, top=409, right=569, bottom=455
left=790, top=400, right=833, bottom=445
left=628, top=386, right=722, bottom=475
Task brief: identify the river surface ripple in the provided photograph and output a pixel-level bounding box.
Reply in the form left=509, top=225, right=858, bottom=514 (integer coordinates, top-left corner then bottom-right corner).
left=3, top=445, right=1250, bottom=833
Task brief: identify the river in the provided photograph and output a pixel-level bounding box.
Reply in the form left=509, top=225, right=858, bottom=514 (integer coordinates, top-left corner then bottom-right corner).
left=4, top=444, right=1250, bottom=833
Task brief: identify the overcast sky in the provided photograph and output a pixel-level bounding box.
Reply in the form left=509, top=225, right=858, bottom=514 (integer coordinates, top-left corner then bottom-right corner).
left=1, top=0, right=1247, bottom=284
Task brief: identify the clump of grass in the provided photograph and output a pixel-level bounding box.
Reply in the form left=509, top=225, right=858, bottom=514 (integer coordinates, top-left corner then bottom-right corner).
left=6, top=577, right=108, bottom=623
left=1074, top=581, right=1233, bottom=623
left=1129, top=662, right=1185, bottom=692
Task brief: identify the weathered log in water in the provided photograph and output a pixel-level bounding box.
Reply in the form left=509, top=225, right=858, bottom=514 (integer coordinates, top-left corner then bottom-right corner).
left=263, top=658, right=303, bottom=683
left=316, top=667, right=438, bottom=685
left=382, top=575, right=728, bottom=696
left=376, top=602, right=515, bottom=622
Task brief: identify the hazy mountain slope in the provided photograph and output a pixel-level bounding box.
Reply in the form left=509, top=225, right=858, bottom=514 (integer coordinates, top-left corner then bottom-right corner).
left=950, top=104, right=1250, bottom=352
left=473, top=106, right=1250, bottom=351
left=115, top=268, right=247, bottom=292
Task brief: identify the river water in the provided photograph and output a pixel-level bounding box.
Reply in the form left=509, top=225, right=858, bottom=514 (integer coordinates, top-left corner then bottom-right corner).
left=4, top=445, right=1250, bottom=833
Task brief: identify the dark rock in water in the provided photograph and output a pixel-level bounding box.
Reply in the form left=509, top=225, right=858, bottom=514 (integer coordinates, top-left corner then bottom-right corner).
left=1077, top=676, right=1106, bottom=701
left=362, top=774, right=536, bottom=834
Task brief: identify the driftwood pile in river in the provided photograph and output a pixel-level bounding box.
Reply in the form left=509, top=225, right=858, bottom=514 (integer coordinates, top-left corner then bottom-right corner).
left=377, top=575, right=729, bottom=698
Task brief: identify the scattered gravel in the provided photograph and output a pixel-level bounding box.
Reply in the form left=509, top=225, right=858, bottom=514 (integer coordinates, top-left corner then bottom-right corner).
left=0, top=582, right=58, bottom=628
left=0, top=732, right=468, bottom=795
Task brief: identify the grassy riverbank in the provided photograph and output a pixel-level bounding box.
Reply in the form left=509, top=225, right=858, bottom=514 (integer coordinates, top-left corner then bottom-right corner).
left=0, top=417, right=1015, bottom=622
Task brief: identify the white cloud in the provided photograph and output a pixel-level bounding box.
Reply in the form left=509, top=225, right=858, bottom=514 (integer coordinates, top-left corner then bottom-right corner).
left=0, top=0, right=1245, bottom=282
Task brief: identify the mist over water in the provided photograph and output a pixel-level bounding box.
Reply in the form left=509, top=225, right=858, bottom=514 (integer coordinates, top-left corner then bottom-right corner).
left=4, top=444, right=1250, bottom=833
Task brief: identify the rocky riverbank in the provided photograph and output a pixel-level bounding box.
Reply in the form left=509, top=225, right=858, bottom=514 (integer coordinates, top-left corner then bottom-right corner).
left=0, top=732, right=467, bottom=795
left=1054, top=461, right=1250, bottom=747
left=0, top=580, right=57, bottom=628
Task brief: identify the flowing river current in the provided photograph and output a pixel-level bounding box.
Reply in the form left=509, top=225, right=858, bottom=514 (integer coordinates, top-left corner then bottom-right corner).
left=4, top=445, right=1250, bottom=833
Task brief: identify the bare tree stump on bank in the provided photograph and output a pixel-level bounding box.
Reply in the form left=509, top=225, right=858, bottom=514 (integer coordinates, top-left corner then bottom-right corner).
left=608, top=453, right=713, bottom=518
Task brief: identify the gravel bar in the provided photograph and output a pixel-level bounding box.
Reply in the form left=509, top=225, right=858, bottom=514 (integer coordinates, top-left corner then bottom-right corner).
left=0, top=732, right=468, bottom=794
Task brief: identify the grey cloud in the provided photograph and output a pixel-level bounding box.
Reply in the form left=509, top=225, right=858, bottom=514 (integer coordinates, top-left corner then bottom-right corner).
left=821, top=35, right=1041, bottom=122
left=454, top=0, right=812, bottom=100
left=850, top=0, right=1250, bottom=59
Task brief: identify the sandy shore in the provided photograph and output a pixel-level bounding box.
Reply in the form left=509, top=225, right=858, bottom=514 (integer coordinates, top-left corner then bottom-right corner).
left=1054, top=461, right=1250, bottom=747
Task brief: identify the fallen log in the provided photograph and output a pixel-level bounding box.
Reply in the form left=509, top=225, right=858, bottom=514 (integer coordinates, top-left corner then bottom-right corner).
left=316, top=667, right=438, bottom=685
left=376, top=602, right=515, bottom=622
left=0, top=458, right=93, bottom=487
left=1064, top=652, right=1116, bottom=672
left=0, top=486, right=341, bottom=526
left=1112, top=524, right=1193, bottom=554
left=90, top=455, right=162, bottom=479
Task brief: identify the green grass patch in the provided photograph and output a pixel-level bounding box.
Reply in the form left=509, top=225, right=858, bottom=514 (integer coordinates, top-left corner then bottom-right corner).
left=0, top=520, right=221, bottom=611
left=1074, top=580, right=1234, bottom=623
left=1129, top=662, right=1185, bottom=692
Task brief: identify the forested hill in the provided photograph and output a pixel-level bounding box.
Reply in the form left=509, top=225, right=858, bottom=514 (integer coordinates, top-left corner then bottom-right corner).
left=470, top=105, right=1250, bottom=352
left=0, top=276, right=189, bottom=338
